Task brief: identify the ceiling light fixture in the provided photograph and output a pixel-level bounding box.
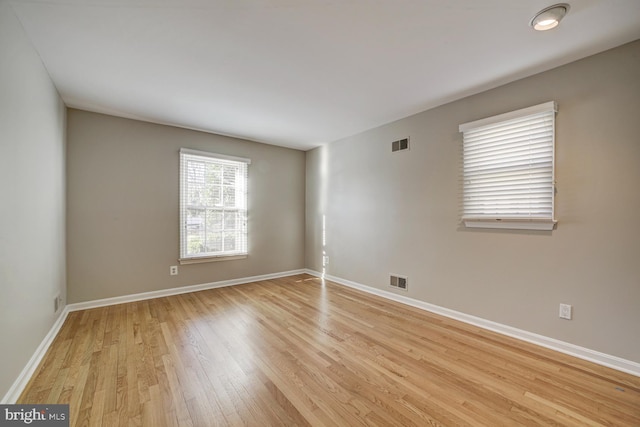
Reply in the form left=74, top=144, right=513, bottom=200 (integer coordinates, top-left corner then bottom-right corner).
left=530, top=3, right=570, bottom=31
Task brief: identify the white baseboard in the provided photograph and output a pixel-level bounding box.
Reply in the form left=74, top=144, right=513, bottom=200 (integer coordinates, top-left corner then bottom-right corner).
left=305, top=269, right=640, bottom=378
left=6, top=267, right=637, bottom=405
left=66, top=269, right=306, bottom=312
left=1, top=310, right=70, bottom=404
left=1, top=269, right=306, bottom=403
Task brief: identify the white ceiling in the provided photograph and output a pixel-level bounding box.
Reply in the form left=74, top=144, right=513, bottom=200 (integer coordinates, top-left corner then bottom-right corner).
left=10, top=0, right=640, bottom=150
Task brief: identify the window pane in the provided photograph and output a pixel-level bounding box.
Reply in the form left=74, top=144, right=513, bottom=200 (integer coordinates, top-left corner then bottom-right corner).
left=224, top=211, right=236, bottom=230
left=224, top=232, right=236, bottom=251
left=187, top=161, right=205, bottom=184
left=186, top=208, right=205, bottom=255
left=209, top=210, right=223, bottom=231
left=206, top=231, right=223, bottom=253
left=187, top=186, right=203, bottom=206
left=223, top=186, right=236, bottom=207
left=223, top=165, right=236, bottom=186
left=207, top=163, right=222, bottom=185
left=206, top=185, right=221, bottom=207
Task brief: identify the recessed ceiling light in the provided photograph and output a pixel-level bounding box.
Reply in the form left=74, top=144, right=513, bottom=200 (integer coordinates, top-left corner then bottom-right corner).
left=530, top=3, right=570, bottom=31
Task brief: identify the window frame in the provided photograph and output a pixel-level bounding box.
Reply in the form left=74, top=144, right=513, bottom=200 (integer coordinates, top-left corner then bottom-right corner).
left=458, top=101, right=557, bottom=231
left=179, top=148, right=250, bottom=264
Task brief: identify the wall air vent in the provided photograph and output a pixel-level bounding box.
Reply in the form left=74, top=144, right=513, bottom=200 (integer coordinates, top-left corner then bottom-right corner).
left=391, top=137, right=410, bottom=152
left=389, top=274, right=408, bottom=291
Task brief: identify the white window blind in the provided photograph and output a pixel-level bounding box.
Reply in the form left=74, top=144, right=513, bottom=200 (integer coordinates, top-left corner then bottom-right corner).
left=458, top=101, right=557, bottom=230
left=179, top=148, right=250, bottom=261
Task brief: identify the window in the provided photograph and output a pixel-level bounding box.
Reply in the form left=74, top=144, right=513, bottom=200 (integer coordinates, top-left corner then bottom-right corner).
left=458, top=101, right=557, bottom=230
left=179, top=148, right=250, bottom=262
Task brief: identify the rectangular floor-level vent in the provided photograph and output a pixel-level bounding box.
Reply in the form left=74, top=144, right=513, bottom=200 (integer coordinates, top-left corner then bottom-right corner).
left=391, top=138, right=410, bottom=152
left=389, top=274, right=408, bottom=291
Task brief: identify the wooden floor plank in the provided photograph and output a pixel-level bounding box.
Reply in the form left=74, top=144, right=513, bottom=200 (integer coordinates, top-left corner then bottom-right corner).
left=18, top=274, right=640, bottom=426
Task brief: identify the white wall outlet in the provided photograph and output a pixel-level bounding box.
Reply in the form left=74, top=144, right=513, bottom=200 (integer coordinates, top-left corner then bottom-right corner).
left=559, top=303, right=572, bottom=320
left=170, top=265, right=178, bottom=276
left=54, top=294, right=60, bottom=313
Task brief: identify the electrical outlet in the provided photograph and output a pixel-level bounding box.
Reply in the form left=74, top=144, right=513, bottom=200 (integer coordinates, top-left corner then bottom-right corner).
left=559, top=303, right=572, bottom=320
left=170, top=265, right=178, bottom=276
left=53, top=294, right=64, bottom=313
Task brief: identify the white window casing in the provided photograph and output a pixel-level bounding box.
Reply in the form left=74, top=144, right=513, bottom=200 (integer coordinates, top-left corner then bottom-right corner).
left=459, top=102, right=557, bottom=231
left=179, top=148, right=250, bottom=262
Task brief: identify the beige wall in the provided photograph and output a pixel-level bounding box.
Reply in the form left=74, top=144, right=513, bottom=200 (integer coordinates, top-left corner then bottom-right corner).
left=66, top=110, right=305, bottom=303
left=306, top=40, right=640, bottom=362
left=0, top=2, right=67, bottom=400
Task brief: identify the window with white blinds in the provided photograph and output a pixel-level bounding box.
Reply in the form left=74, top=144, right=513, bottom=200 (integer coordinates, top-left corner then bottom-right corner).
left=179, top=148, right=250, bottom=262
left=458, top=101, right=557, bottom=230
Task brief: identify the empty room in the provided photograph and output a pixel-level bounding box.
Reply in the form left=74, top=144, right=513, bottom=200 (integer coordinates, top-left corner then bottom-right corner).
left=1, top=0, right=639, bottom=425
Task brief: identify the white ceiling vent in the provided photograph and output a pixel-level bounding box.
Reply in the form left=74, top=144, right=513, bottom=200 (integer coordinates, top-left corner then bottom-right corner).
left=389, top=274, right=408, bottom=291
left=392, top=138, right=410, bottom=152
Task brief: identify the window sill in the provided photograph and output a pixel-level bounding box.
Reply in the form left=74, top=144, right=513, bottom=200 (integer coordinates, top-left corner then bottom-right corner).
left=463, top=219, right=557, bottom=231
left=179, top=254, right=247, bottom=265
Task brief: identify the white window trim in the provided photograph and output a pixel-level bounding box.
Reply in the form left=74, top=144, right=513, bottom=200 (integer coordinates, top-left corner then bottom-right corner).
left=179, top=148, right=250, bottom=263
left=459, top=102, right=556, bottom=133
left=179, top=148, right=251, bottom=165
left=459, top=101, right=557, bottom=231
left=179, top=254, right=247, bottom=265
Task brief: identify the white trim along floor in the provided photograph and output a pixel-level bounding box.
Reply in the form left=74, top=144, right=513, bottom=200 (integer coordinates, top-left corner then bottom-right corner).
left=3, top=268, right=638, bottom=403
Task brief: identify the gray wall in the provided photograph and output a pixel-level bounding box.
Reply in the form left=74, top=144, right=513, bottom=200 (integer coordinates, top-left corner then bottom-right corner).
left=306, top=40, right=640, bottom=363
left=66, top=110, right=305, bottom=303
left=0, top=2, right=67, bottom=400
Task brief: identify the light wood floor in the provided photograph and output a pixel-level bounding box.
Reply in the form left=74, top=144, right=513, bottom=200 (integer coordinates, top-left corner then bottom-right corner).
left=19, top=274, right=640, bottom=426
